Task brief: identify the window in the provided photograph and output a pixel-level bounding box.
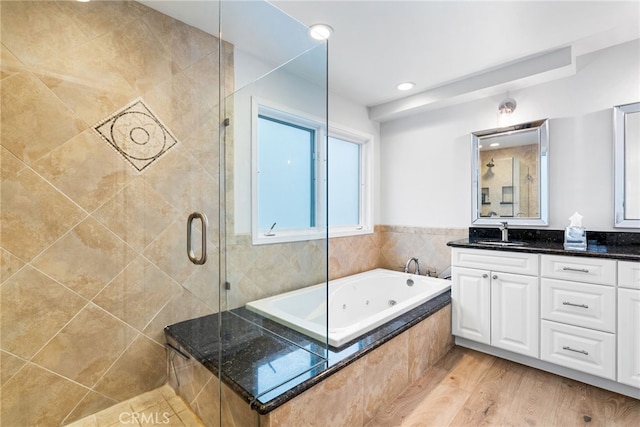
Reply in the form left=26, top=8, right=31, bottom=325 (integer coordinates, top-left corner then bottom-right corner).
left=326, top=128, right=373, bottom=238
left=252, top=99, right=373, bottom=244
left=257, top=115, right=316, bottom=230
left=328, top=136, right=360, bottom=227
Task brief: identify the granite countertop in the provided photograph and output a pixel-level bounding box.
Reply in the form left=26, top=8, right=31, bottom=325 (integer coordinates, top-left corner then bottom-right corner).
left=165, top=291, right=451, bottom=415
left=447, top=228, right=640, bottom=261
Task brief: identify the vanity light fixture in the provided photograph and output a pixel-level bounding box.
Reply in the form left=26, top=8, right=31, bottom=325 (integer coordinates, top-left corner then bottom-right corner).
left=498, top=97, right=517, bottom=115
left=396, top=82, right=415, bottom=91
left=309, top=24, right=333, bottom=40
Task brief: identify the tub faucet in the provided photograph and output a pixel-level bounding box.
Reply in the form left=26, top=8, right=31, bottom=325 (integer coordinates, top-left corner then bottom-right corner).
left=499, top=221, right=509, bottom=242
left=404, top=257, right=420, bottom=275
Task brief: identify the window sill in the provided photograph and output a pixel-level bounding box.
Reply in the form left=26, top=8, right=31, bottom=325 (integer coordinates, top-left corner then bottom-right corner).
left=251, top=226, right=373, bottom=245
left=329, top=227, right=374, bottom=239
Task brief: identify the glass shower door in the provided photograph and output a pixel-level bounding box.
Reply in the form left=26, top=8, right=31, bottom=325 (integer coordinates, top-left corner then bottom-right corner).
left=219, top=0, right=329, bottom=415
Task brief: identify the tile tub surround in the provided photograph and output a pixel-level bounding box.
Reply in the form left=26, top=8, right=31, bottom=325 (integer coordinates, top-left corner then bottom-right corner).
left=329, top=225, right=467, bottom=280
left=450, top=227, right=640, bottom=260
left=0, top=1, right=232, bottom=425
left=164, top=293, right=453, bottom=425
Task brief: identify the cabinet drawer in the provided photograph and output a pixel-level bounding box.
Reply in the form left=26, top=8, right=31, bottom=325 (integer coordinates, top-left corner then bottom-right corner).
left=541, top=255, right=616, bottom=286
left=541, top=320, right=615, bottom=380
left=452, top=248, right=538, bottom=275
left=619, top=261, right=640, bottom=290
left=541, top=279, right=615, bottom=332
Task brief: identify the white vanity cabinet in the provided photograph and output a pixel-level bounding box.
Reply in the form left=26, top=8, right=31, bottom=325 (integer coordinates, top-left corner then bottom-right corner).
left=540, top=255, right=617, bottom=380
left=451, top=246, right=640, bottom=399
left=451, top=249, right=539, bottom=358
left=618, top=261, right=640, bottom=388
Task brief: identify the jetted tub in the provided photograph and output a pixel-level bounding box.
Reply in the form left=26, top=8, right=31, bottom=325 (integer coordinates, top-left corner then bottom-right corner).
left=246, top=268, right=451, bottom=347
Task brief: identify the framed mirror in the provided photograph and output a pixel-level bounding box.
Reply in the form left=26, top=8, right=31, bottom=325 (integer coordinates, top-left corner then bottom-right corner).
left=614, top=102, right=640, bottom=228
left=471, top=119, right=549, bottom=226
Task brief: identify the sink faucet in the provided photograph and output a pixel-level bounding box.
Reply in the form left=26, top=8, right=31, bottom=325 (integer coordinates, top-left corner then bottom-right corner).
left=499, top=221, right=509, bottom=242
left=404, top=257, right=420, bottom=275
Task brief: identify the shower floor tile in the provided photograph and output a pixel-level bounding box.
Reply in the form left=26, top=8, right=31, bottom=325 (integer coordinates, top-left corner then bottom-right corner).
left=65, top=384, right=204, bottom=427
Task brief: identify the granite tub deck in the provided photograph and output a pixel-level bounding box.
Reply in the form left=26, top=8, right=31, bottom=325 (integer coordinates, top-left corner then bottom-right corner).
left=164, top=292, right=453, bottom=426
left=450, top=228, right=640, bottom=260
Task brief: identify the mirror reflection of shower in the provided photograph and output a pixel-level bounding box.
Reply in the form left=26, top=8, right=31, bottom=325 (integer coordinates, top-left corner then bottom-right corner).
left=474, top=120, right=547, bottom=221
left=483, top=158, right=495, bottom=179
left=521, top=171, right=534, bottom=217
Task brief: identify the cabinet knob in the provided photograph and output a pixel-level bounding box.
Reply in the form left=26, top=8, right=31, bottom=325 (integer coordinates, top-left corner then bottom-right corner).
left=482, top=273, right=488, bottom=279
left=492, top=275, right=498, bottom=280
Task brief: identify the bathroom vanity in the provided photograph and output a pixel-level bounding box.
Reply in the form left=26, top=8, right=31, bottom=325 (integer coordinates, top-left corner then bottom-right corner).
left=448, top=231, right=640, bottom=399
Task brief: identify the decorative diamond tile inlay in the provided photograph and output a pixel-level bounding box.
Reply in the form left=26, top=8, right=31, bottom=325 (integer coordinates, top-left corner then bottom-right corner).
left=94, top=98, right=178, bottom=171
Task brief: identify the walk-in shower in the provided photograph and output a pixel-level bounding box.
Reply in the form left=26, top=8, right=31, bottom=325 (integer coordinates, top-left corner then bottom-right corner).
left=0, top=1, right=328, bottom=425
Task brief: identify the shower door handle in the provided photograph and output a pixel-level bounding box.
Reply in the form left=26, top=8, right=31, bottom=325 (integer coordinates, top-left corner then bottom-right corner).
left=187, top=212, right=208, bottom=265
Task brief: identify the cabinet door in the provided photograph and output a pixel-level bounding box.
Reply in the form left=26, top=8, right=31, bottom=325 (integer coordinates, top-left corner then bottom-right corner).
left=619, top=261, right=640, bottom=290
left=452, top=267, right=490, bottom=344
left=618, top=288, right=640, bottom=388
left=491, top=272, right=539, bottom=358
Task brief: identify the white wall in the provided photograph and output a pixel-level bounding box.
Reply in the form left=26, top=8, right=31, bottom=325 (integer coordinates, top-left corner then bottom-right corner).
left=380, top=39, right=640, bottom=232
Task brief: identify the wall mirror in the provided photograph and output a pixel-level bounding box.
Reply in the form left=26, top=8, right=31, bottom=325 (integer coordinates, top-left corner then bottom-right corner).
left=471, top=119, right=549, bottom=226
left=614, top=102, right=640, bottom=228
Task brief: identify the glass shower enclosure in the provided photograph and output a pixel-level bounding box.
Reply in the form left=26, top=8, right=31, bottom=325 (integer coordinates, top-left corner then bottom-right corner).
left=0, top=1, right=328, bottom=426
left=218, top=0, right=330, bottom=414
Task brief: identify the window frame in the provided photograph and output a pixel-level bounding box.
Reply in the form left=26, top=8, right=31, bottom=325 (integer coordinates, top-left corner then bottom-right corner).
left=251, top=97, right=373, bottom=245
left=326, top=127, right=374, bottom=238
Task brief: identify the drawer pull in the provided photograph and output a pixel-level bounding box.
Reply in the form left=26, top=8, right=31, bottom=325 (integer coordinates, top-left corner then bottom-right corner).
left=562, top=267, right=590, bottom=273
left=562, top=346, right=589, bottom=356
left=562, top=301, right=589, bottom=309
left=482, top=274, right=488, bottom=279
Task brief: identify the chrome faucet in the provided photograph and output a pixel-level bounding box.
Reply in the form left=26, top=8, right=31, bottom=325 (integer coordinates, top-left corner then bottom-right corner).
left=499, top=221, right=509, bottom=242
left=404, top=257, right=420, bottom=275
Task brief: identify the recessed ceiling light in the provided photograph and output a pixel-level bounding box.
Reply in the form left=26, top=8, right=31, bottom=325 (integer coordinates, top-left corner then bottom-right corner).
left=490, top=143, right=500, bottom=147
left=309, top=24, right=333, bottom=40
left=396, top=82, right=415, bottom=91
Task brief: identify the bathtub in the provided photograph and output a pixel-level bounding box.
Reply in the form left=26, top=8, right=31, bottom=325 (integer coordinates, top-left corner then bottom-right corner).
left=245, top=268, right=451, bottom=347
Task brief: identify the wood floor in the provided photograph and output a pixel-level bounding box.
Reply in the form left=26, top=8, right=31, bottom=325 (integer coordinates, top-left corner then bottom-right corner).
left=367, top=346, right=640, bottom=427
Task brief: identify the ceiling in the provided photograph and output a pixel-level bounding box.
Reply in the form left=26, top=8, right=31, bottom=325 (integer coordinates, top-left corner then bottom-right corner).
left=143, top=0, right=640, bottom=120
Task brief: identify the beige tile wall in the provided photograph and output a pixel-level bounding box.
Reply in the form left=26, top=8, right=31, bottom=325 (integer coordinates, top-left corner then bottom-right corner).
left=329, top=225, right=466, bottom=280
left=225, top=235, right=327, bottom=310
left=0, top=1, right=230, bottom=425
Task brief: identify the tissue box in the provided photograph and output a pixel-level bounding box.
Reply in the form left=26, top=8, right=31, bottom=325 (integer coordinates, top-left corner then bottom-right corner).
left=564, top=226, right=586, bottom=251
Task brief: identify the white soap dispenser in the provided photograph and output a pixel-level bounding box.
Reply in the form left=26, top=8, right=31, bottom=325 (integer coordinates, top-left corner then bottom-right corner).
left=564, top=212, right=587, bottom=251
